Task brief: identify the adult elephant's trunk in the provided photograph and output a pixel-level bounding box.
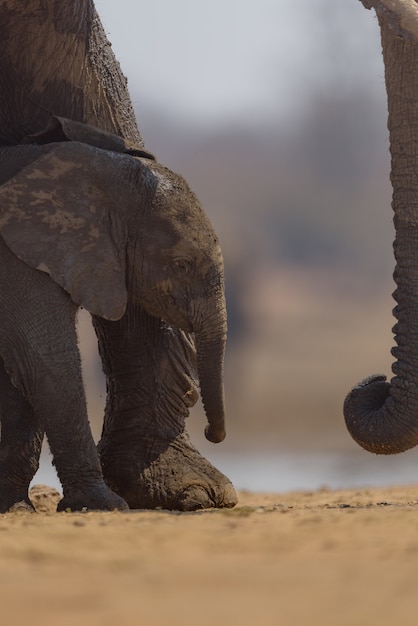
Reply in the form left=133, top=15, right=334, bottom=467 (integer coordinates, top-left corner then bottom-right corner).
left=195, top=316, right=227, bottom=444
left=344, top=10, right=418, bottom=455
left=344, top=222, right=418, bottom=454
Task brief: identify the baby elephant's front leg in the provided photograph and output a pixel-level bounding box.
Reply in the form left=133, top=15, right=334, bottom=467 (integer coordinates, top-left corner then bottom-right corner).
left=0, top=264, right=128, bottom=512
left=0, top=359, right=43, bottom=512
left=36, top=303, right=128, bottom=512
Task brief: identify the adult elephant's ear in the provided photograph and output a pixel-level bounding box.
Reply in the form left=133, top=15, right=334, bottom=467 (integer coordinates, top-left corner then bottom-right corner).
left=0, top=142, right=129, bottom=321
left=23, top=116, right=156, bottom=160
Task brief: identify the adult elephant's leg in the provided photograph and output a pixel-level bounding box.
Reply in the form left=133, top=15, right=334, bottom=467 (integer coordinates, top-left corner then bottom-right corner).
left=0, top=359, right=43, bottom=512
left=93, top=304, right=237, bottom=511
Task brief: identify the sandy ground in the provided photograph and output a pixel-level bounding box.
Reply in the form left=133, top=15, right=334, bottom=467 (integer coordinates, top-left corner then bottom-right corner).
left=1, top=485, right=418, bottom=625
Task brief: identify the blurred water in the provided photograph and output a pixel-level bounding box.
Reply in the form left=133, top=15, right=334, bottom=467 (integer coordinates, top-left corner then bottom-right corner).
left=212, top=451, right=418, bottom=493
left=31, top=448, right=418, bottom=496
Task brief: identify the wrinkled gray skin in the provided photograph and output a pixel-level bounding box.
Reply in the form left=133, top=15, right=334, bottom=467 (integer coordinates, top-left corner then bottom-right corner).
left=344, top=6, right=418, bottom=456
left=0, top=1, right=237, bottom=512
left=0, top=117, right=232, bottom=512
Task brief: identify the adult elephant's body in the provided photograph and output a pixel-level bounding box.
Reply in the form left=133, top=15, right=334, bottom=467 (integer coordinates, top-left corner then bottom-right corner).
left=344, top=5, right=418, bottom=454
left=0, top=0, right=236, bottom=511
left=0, top=1, right=141, bottom=146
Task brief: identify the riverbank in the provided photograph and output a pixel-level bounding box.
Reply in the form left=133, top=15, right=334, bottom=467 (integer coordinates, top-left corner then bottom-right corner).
left=2, top=484, right=418, bottom=625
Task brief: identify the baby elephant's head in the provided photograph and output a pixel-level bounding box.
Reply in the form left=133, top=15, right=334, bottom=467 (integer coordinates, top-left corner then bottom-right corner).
left=0, top=134, right=228, bottom=444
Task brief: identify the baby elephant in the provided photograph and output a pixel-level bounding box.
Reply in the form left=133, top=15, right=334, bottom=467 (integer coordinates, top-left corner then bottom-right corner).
left=0, top=116, right=228, bottom=512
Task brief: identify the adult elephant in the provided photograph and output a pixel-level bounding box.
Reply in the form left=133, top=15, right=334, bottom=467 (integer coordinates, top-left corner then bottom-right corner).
left=344, top=4, right=418, bottom=455
left=0, top=1, right=237, bottom=511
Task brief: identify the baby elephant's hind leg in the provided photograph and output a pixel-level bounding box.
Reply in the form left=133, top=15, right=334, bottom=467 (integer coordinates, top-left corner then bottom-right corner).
left=0, top=359, right=43, bottom=512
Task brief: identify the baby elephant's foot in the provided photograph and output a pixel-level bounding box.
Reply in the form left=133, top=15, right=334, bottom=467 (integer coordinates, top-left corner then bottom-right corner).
left=0, top=480, right=35, bottom=513
left=57, top=481, right=129, bottom=512
left=99, top=433, right=238, bottom=511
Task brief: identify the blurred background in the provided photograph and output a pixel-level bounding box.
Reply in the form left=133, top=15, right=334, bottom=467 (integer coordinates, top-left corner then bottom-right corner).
left=36, top=0, right=418, bottom=493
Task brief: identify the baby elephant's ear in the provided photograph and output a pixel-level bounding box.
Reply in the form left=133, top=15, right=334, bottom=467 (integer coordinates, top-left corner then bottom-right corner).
left=0, top=142, right=128, bottom=320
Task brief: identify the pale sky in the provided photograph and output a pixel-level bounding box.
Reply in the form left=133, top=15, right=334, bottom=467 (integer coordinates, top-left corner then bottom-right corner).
left=96, top=1, right=383, bottom=126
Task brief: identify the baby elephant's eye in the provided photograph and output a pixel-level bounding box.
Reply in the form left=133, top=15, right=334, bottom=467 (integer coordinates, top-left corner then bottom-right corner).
left=173, top=258, right=193, bottom=274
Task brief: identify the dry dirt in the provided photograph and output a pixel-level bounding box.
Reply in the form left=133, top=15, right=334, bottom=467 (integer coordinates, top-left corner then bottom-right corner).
left=2, top=484, right=418, bottom=625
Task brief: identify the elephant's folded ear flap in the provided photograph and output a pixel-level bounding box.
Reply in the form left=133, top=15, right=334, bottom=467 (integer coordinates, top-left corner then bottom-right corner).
left=0, top=142, right=128, bottom=321
left=22, top=116, right=155, bottom=159
left=21, top=116, right=68, bottom=145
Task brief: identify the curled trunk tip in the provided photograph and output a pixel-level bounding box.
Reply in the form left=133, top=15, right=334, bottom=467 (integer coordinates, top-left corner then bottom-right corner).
left=343, top=374, right=418, bottom=454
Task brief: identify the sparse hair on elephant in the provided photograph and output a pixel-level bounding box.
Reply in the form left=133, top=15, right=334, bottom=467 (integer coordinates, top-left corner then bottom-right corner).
left=0, top=117, right=229, bottom=512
